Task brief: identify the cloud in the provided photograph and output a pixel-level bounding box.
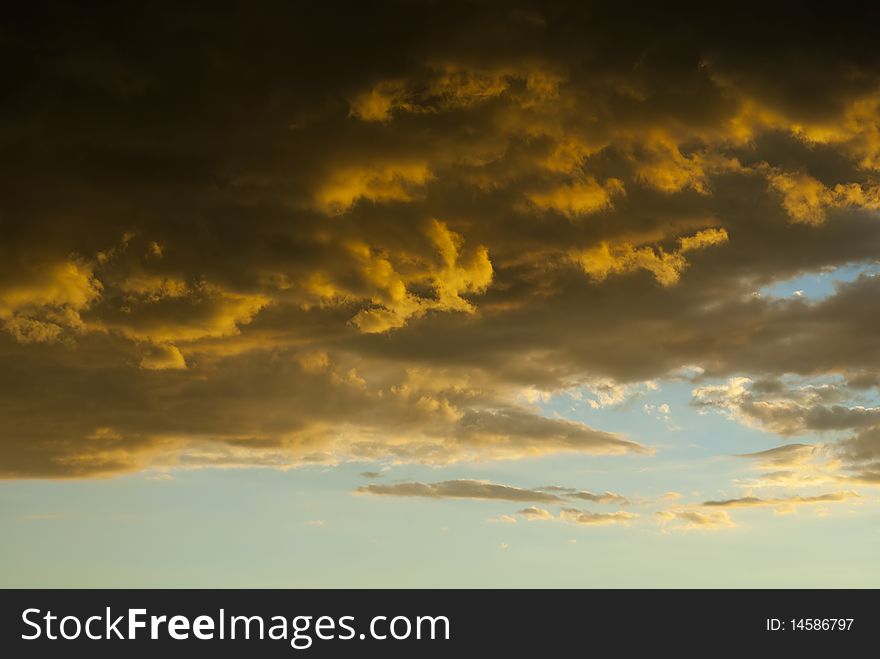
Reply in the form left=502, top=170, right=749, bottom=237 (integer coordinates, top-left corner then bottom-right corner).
left=702, top=491, right=860, bottom=509
left=657, top=509, right=737, bottom=531
left=3, top=316, right=66, bottom=344
left=489, top=514, right=518, bottom=523
left=313, top=163, right=433, bottom=214
left=454, top=407, right=646, bottom=456
left=838, top=427, right=880, bottom=484
left=0, top=260, right=101, bottom=319
left=694, top=375, right=880, bottom=487
left=0, top=258, right=101, bottom=343
left=526, top=177, right=625, bottom=217
left=841, top=427, right=880, bottom=462
left=766, top=170, right=880, bottom=225
left=139, top=343, right=187, bottom=370
left=0, top=346, right=646, bottom=477
left=96, top=283, right=271, bottom=345
left=348, top=219, right=494, bottom=333
left=557, top=508, right=637, bottom=525
left=145, top=472, right=175, bottom=482
left=692, top=376, right=880, bottom=436
left=516, top=506, right=636, bottom=525
left=734, top=443, right=847, bottom=488
left=517, top=506, right=554, bottom=520
left=4, top=2, right=880, bottom=481
left=348, top=80, right=408, bottom=122
left=357, top=480, right=565, bottom=503
left=536, top=486, right=629, bottom=505
left=348, top=62, right=563, bottom=122
left=569, top=227, right=728, bottom=287
left=735, top=444, right=818, bottom=468
left=354, top=477, right=637, bottom=528
left=653, top=489, right=860, bottom=529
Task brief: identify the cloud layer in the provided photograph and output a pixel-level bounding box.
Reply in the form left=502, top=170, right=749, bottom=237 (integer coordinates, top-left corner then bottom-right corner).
left=3, top=2, right=880, bottom=483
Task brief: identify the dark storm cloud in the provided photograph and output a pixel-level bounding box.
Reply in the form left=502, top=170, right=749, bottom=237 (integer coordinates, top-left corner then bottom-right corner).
left=0, top=332, right=643, bottom=476
left=3, top=2, right=880, bottom=476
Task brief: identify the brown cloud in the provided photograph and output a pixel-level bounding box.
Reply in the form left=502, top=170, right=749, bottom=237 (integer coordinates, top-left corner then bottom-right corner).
left=535, top=486, right=628, bottom=505
left=702, top=491, right=860, bottom=508
left=693, top=377, right=880, bottom=436
left=0, top=345, right=646, bottom=477
left=355, top=479, right=634, bottom=507
left=4, top=2, right=880, bottom=478
left=516, top=506, right=555, bottom=520
left=695, top=376, right=880, bottom=487
left=653, top=489, right=861, bottom=531
left=557, top=508, right=637, bottom=525
left=656, top=509, right=736, bottom=531
left=139, top=343, right=187, bottom=370
left=357, top=480, right=566, bottom=503
left=515, top=506, right=636, bottom=525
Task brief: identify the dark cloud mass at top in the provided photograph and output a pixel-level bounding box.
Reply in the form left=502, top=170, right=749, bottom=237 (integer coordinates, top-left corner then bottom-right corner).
left=2, top=1, right=880, bottom=478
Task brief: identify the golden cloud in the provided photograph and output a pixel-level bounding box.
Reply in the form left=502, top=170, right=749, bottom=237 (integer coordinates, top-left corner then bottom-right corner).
left=4, top=3, right=880, bottom=487
left=570, top=227, right=728, bottom=286
left=656, top=509, right=737, bottom=531
left=313, top=162, right=433, bottom=214
left=526, top=177, right=625, bottom=217
left=0, top=258, right=101, bottom=343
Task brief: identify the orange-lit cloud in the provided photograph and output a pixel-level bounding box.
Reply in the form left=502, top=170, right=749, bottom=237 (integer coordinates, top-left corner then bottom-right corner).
left=3, top=2, right=880, bottom=488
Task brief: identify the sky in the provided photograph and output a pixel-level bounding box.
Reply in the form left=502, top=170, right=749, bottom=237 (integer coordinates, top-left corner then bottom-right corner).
left=2, top=1, right=880, bottom=587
